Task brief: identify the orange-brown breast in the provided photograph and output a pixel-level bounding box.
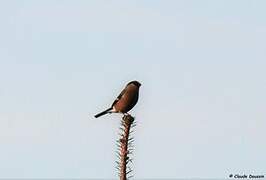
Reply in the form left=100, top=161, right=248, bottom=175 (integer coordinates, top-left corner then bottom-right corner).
left=113, top=84, right=139, bottom=113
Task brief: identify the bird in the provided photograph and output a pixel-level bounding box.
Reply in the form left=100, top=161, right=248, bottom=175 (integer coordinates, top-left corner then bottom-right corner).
left=94, top=81, right=141, bottom=118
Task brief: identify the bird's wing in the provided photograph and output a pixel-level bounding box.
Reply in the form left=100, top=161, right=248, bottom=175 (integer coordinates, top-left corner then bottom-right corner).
left=111, top=88, right=126, bottom=107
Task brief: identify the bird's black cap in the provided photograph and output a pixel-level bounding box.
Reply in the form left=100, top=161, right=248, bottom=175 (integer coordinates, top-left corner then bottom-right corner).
left=128, top=81, right=141, bottom=87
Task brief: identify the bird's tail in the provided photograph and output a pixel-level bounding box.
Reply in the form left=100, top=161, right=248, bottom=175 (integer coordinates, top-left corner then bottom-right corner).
left=94, top=107, right=113, bottom=118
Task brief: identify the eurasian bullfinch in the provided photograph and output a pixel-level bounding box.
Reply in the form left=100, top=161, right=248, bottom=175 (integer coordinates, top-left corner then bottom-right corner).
left=94, top=81, right=141, bottom=118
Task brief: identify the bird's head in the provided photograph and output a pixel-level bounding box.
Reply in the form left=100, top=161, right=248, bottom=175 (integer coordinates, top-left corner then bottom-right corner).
left=128, top=80, right=141, bottom=87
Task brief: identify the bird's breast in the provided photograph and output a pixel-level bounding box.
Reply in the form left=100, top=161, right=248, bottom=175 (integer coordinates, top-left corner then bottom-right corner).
left=114, top=87, right=139, bottom=113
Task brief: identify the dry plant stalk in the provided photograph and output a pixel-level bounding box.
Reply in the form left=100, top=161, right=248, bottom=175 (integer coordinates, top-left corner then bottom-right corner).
left=116, top=114, right=135, bottom=180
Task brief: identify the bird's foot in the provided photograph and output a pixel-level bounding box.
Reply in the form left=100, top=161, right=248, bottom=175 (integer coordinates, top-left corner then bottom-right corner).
left=123, top=113, right=130, bottom=116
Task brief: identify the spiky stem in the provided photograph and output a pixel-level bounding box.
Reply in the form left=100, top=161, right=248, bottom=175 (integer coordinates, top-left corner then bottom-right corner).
left=118, top=114, right=135, bottom=180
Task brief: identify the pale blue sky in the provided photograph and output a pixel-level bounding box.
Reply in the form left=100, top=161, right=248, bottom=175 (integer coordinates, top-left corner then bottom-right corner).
left=0, top=0, right=266, bottom=179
